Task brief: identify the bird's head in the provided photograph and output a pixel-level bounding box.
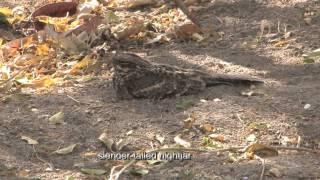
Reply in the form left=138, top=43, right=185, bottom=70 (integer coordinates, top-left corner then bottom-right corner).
left=112, top=53, right=152, bottom=74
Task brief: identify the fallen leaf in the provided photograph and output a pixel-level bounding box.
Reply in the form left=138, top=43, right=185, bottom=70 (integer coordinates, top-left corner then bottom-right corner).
left=245, top=143, right=278, bottom=159
left=183, top=113, right=196, bottom=129
left=115, top=138, right=132, bottom=151
left=126, top=130, right=134, bottom=136
left=31, top=2, right=78, bottom=30
left=49, top=111, right=64, bottom=124
left=268, top=167, right=282, bottom=177
left=0, top=7, right=12, bottom=17
left=246, top=134, right=256, bottom=142
left=31, top=76, right=57, bottom=89
left=174, top=134, right=191, bottom=148
left=21, top=136, right=39, bottom=145
left=54, top=144, right=77, bottom=154
left=247, top=122, right=268, bottom=132
left=176, top=99, right=195, bottom=110
left=201, top=137, right=220, bottom=148
left=81, top=151, right=98, bottom=158
left=36, top=43, right=50, bottom=56
left=77, top=0, right=100, bottom=14
left=130, top=168, right=149, bottom=176
left=98, top=132, right=114, bottom=151
left=155, top=134, right=165, bottom=145
left=70, top=56, right=95, bottom=75
left=304, top=104, right=311, bottom=110
left=200, top=123, right=214, bottom=134
left=113, top=18, right=145, bottom=40
left=208, top=134, right=225, bottom=142
left=172, top=22, right=201, bottom=39
left=147, top=159, right=165, bottom=165
left=65, top=176, right=76, bottom=180
left=80, top=168, right=106, bottom=175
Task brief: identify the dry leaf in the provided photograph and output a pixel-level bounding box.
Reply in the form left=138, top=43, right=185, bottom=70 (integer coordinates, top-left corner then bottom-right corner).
left=0, top=7, right=12, bottom=17
left=98, top=132, right=114, bottom=151
left=155, top=134, right=165, bottom=145
left=127, top=0, right=156, bottom=9
left=208, top=134, right=225, bottom=142
left=81, top=151, right=98, bottom=158
left=80, top=168, right=106, bottom=175
left=78, top=0, right=100, bottom=14
left=36, top=43, right=50, bottom=56
left=115, top=138, right=132, bottom=151
left=70, top=56, right=95, bottom=75
left=200, top=123, right=214, bottom=133
left=54, top=144, right=77, bottom=154
left=183, top=113, right=196, bottom=129
left=113, top=19, right=145, bottom=40
left=172, top=22, right=201, bottom=39
left=21, top=135, right=39, bottom=145
left=245, top=143, right=278, bottom=159
left=174, top=134, right=191, bottom=148
left=30, top=76, right=57, bottom=89
left=130, top=168, right=149, bottom=176
left=18, top=170, right=30, bottom=178
left=246, top=134, right=256, bottom=142
left=49, top=111, right=64, bottom=124
left=269, top=167, right=283, bottom=177
left=31, top=2, right=78, bottom=30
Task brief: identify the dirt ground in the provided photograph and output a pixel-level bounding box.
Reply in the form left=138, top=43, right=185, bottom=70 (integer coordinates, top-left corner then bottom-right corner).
left=1, top=0, right=320, bottom=179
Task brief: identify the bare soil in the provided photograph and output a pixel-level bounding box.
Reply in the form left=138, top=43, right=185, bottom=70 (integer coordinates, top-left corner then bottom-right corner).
left=1, top=0, right=320, bottom=179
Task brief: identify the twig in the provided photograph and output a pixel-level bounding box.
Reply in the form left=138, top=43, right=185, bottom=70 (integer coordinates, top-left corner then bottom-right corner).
left=0, top=66, right=29, bottom=86
left=108, top=165, right=122, bottom=180
left=109, top=160, right=136, bottom=180
left=106, top=145, right=320, bottom=180
left=153, top=146, right=320, bottom=154
left=273, top=146, right=320, bottom=154
left=66, top=94, right=81, bottom=103
left=149, top=147, right=244, bottom=153
left=255, top=155, right=266, bottom=180
left=32, top=145, right=55, bottom=171
left=66, top=94, right=90, bottom=105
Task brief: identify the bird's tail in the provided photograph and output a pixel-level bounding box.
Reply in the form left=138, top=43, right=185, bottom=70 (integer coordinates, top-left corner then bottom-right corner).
left=203, top=74, right=264, bottom=86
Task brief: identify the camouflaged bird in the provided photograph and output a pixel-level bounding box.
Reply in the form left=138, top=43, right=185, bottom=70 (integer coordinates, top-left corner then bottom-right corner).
left=112, top=53, right=263, bottom=99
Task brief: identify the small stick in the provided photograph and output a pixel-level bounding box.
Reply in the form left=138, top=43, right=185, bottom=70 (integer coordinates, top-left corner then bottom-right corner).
left=109, top=160, right=136, bottom=180
left=0, top=66, right=29, bottom=86
left=33, top=145, right=55, bottom=171
left=66, top=94, right=81, bottom=103
left=255, top=155, right=266, bottom=180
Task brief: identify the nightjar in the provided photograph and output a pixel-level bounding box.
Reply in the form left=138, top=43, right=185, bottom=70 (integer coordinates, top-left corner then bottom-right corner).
left=112, top=53, right=263, bottom=99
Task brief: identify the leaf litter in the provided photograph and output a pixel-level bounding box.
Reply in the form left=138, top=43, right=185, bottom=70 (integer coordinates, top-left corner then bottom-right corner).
left=1, top=0, right=320, bottom=179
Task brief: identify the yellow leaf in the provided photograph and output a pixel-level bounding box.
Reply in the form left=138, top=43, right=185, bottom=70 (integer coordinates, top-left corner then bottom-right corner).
left=31, top=76, right=56, bottom=88
left=36, top=44, right=50, bottom=56
left=21, top=36, right=35, bottom=49
left=200, top=123, right=215, bottom=134
left=70, top=56, right=94, bottom=74
left=0, top=7, right=12, bottom=16
left=36, top=16, right=72, bottom=32
left=0, top=38, right=4, bottom=46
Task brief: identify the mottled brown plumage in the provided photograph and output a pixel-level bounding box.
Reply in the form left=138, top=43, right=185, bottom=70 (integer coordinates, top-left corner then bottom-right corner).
left=112, top=53, right=263, bottom=99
